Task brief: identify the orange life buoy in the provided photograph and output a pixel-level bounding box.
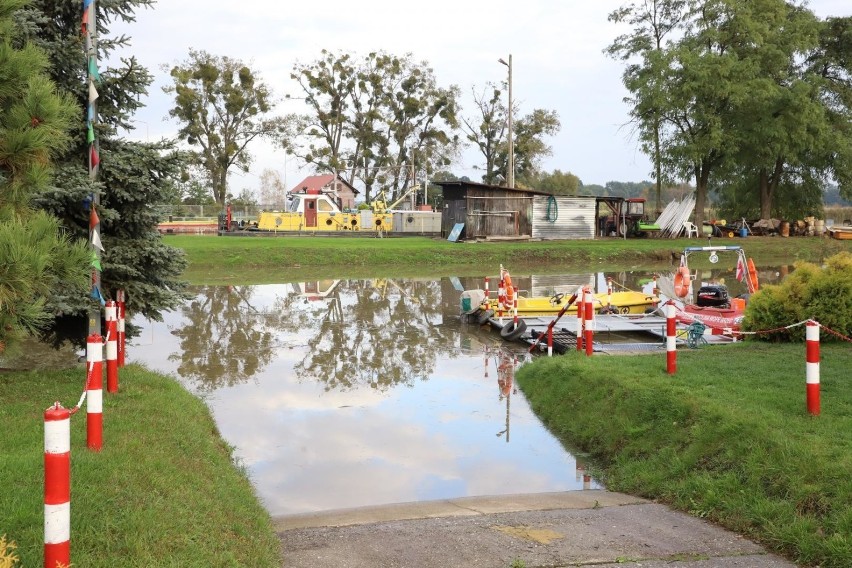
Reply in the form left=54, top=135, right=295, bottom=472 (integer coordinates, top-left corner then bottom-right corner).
left=746, top=258, right=759, bottom=293
left=502, top=271, right=514, bottom=307
left=674, top=266, right=691, bottom=298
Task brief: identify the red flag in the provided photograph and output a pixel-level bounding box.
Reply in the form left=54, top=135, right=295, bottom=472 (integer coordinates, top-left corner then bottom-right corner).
left=736, top=257, right=746, bottom=282
left=90, top=145, right=100, bottom=167
left=89, top=206, right=99, bottom=230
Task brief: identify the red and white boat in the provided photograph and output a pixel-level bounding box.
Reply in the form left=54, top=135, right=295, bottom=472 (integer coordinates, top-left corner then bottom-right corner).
left=671, top=245, right=759, bottom=334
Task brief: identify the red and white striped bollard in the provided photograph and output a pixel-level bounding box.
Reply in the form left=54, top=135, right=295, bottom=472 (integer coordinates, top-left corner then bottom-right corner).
left=87, top=333, right=103, bottom=451
left=547, top=326, right=553, bottom=357
left=576, top=287, right=585, bottom=352
left=44, top=402, right=71, bottom=568
left=105, top=300, right=118, bottom=393
left=584, top=289, right=594, bottom=356
left=116, top=289, right=126, bottom=367
left=806, top=321, right=820, bottom=416
left=665, top=302, right=677, bottom=375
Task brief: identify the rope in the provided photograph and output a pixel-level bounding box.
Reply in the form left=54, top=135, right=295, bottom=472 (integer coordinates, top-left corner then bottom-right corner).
left=68, top=360, right=94, bottom=416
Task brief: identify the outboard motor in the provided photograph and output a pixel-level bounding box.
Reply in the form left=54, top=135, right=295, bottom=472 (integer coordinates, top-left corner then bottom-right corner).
left=696, top=285, right=729, bottom=308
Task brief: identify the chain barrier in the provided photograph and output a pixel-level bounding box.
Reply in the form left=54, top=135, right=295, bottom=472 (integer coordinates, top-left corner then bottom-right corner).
left=816, top=322, right=852, bottom=343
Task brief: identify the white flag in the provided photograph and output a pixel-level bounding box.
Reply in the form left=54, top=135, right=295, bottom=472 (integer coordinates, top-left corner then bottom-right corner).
left=91, top=227, right=104, bottom=251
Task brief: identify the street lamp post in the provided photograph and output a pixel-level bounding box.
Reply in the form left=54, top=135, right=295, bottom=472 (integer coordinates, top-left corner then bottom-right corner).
left=498, top=54, right=513, bottom=188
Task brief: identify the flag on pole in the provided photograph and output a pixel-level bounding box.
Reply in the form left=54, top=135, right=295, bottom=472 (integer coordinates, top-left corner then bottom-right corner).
left=89, top=206, right=99, bottom=230
left=736, top=256, right=746, bottom=282
left=91, top=227, right=104, bottom=251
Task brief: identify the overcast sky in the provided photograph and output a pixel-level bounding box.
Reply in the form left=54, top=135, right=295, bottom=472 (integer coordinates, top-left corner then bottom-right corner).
left=113, top=0, right=850, bottom=193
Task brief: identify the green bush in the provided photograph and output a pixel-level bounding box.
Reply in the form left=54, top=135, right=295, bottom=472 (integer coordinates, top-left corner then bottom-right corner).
left=744, top=252, right=852, bottom=341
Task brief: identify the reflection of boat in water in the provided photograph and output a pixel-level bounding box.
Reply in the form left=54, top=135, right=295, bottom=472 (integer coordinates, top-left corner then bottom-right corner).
left=671, top=245, right=758, bottom=333
left=462, top=266, right=659, bottom=318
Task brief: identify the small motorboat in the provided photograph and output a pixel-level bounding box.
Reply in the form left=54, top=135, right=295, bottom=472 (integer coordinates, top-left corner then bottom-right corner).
left=672, top=245, right=758, bottom=333
left=461, top=265, right=659, bottom=319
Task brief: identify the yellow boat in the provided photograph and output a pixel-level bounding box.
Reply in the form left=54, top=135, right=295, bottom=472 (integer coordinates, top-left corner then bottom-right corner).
left=483, top=289, right=659, bottom=316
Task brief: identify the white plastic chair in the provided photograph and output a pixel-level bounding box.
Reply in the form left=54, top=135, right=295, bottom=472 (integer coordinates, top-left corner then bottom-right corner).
left=682, top=221, right=699, bottom=238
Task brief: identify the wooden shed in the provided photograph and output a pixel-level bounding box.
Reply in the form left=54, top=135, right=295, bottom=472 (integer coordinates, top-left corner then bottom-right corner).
left=436, top=180, right=599, bottom=240
left=436, top=181, right=542, bottom=240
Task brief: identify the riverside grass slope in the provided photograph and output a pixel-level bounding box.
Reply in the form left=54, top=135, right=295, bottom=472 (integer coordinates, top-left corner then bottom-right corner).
left=0, top=366, right=282, bottom=567
left=168, top=234, right=852, bottom=284
left=516, top=344, right=852, bottom=568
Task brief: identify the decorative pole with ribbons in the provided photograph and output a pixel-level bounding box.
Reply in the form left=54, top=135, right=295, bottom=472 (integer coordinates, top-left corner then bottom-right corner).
left=84, top=0, right=104, bottom=335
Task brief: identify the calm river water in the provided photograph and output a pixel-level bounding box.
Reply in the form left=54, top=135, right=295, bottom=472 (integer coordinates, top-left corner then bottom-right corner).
left=128, top=265, right=786, bottom=516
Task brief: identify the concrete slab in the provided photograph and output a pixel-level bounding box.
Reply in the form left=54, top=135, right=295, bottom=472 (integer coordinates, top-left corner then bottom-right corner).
left=275, top=491, right=796, bottom=567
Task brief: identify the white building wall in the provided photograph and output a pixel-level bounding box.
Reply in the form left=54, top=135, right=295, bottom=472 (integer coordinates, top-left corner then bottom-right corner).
left=532, top=196, right=597, bottom=240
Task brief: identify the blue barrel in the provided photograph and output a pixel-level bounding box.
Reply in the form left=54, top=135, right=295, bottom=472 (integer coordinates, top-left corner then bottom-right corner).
left=739, top=227, right=748, bottom=238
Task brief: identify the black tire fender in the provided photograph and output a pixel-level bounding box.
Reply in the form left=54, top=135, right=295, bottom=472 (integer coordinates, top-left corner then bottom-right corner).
left=500, top=319, right=527, bottom=341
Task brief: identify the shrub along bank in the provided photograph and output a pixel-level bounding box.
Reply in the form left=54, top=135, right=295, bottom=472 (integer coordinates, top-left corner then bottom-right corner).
left=0, top=366, right=282, bottom=567
left=515, top=343, right=851, bottom=567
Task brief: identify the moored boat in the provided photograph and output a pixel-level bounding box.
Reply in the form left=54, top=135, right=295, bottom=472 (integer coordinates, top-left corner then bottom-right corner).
left=461, top=266, right=660, bottom=318
left=672, top=245, right=758, bottom=333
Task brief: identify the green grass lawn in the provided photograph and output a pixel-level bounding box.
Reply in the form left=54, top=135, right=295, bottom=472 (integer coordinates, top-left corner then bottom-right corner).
left=516, top=342, right=852, bottom=567
left=0, top=365, right=282, bottom=567
left=168, top=234, right=852, bottom=284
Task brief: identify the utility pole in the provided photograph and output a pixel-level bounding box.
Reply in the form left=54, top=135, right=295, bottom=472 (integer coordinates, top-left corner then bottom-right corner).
left=498, top=54, right=514, bottom=188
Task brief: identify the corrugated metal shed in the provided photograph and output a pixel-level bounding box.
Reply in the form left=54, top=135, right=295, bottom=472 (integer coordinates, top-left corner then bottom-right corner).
left=531, top=195, right=597, bottom=240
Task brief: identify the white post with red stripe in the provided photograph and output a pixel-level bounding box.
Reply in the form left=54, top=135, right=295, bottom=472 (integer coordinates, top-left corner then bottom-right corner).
left=584, top=289, right=594, bottom=356
left=105, top=300, right=118, bottom=393
left=606, top=277, right=613, bottom=309
left=116, top=289, right=126, bottom=367
left=497, top=276, right=504, bottom=322
left=513, top=296, right=519, bottom=331
left=547, top=326, right=553, bottom=357
left=576, top=287, right=585, bottom=352
left=806, top=321, right=820, bottom=416
left=44, top=402, right=71, bottom=568
left=665, top=301, right=677, bottom=375
left=86, top=333, right=103, bottom=451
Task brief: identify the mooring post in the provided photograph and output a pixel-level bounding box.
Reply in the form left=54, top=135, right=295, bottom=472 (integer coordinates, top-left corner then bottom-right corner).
left=806, top=321, right=820, bottom=416
left=105, top=300, right=118, bottom=393
left=44, top=402, right=71, bottom=568
left=665, top=301, right=677, bottom=375
left=576, top=287, right=585, bottom=352
left=584, top=289, right=594, bottom=357
left=86, top=333, right=104, bottom=451
left=116, top=289, right=126, bottom=367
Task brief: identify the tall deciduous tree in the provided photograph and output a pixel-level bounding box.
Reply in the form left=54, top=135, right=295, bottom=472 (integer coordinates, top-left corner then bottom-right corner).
left=608, top=0, right=687, bottom=214
left=17, top=0, right=188, bottom=332
left=462, top=83, right=560, bottom=188
left=0, top=0, right=89, bottom=356
left=461, top=83, right=506, bottom=185
left=164, top=49, right=288, bottom=207
left=290, top=50, right=461, bottom=203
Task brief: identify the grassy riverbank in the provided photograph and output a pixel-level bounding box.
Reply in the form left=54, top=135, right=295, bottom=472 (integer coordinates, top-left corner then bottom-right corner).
left=167, top=234, right=851, bottom=284
left=0, top=365, right=282, bottom=567
left=515, top=343, right=851, bottom=567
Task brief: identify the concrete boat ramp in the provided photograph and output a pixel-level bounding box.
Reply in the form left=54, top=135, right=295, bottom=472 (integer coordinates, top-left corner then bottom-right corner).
left=484, top=313, right=735, bottom=354
left=275, top=491, right=795, bottom=567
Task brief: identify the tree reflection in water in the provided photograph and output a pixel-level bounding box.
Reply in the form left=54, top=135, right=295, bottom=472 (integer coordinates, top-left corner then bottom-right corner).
left=170, top=279, right=456, bottom=393
left=169, top=285, right=278, bottom=392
